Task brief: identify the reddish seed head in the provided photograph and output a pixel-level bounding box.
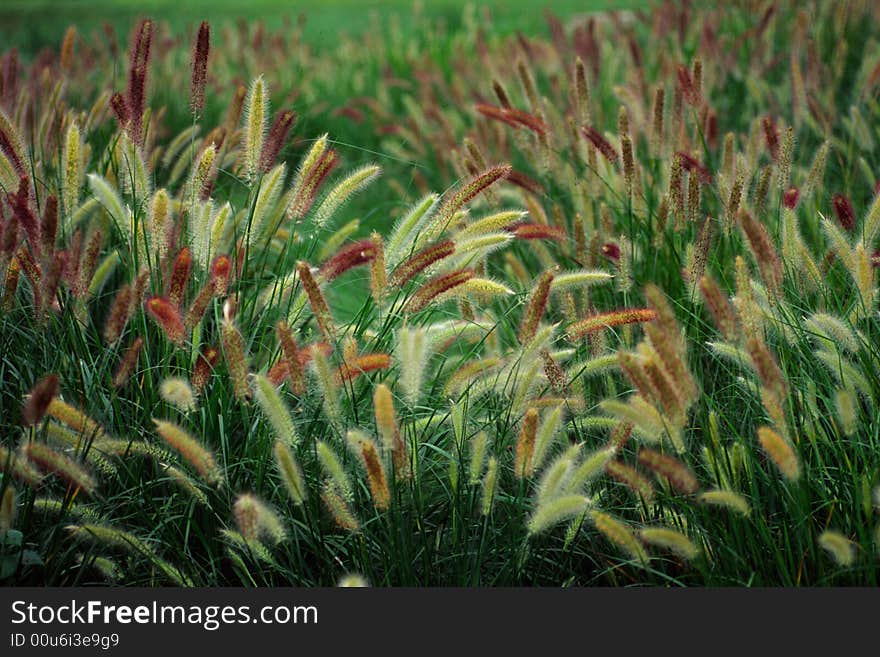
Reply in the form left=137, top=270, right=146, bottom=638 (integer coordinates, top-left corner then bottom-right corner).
left=15, top=246, right=42, bottom=312
left=145, top=296, right=185, bottom=345
left=190, top=21, right=210, bottom=114
left=103, top=283, right=134, bottom=344
left=637, top=447, right=699, bottom=495
left=405, top=269, right=474, bottom=313
left=389, top=239, right=455, bottom=288
left=783, top=187, right=800, bottom=209
left=8, top=176, right=40, bottom=253
left=762, top=116, right=779, bottom=161
left=2, top=210, right=19, bottom=258
left=335, top=353, right=392, bottom=383
left=113, top=336, right=143, bottom=388
left=509, top=223, right=566, bottom=241
left=40, top=250, right=66, bottom=316
left=296, top=261, right=336, bottom=342
left=110, top=92, right=130, bottom=128
left=191, top=345, right=219, bottom=393
left=476, top=104, right=549, bottom=136
left=40, top=195, right=58, bottom=260
left=332, top=106, right=365, bottom=123
left=319, top=239, right=376, bottom=281
left=567, top=308, right=657, bottom=340
left=581, top=125, right=619, bottom=164
left=126, top=18, right=153, bottom=146
left=832, top=194, right=855, bottom=231
left=519, top=270, right=555, bottom=344
left=210, top=254, right=230, bottom=296
left=22, top=373, right=59, bottom=426
left=276, top=320, right=305, bottom=394
left=0, top=132, right=24, bottom=178
left=167, top=247, right=192, bottom=309
left=676, top=64, right=696, bottom=105
left=291, top=149, right=338, bottom=218
left=476, top=103, right=521, bottom=129
left=602, top=242, right=621, bottom=261
left=76, top=229, right=103, bottom=297
left=259, top=109, right=297, bottom=173
left=505, top=169, right=544, bottom=196
left=676, top=151, right=713, bottom=184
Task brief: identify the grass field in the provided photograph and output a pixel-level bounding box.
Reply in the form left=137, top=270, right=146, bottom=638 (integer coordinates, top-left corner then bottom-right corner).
left=0, top=1, right=643, bottom=54
left=1, top=1, right=880, bottom=587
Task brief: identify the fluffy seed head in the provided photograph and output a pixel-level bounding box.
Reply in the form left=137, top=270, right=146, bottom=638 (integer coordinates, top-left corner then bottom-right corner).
left=606, top=460, right=654, bottom=501
left=348, top=430, right=391, bottom=511
left=590, top=510, right=648, bottom=565
left=22, top=374, right=59, bottom=426
left=242, top=75, right=268, bottom=182
left=514, top=408, right=539, bottom=479
left=159, top=377, right=196, bottom=412
left=233, top=493, right=286, bottom=544
left=103, top=283, right=133, bottom=344
left=191, top=345, right=219, bottom=394
left=389, top=239, right=456, bottom=288
left=528, top=494, right=590, bottom=535
left=253, top=373, right=298, bottom=445
left=640, top=527, right=699, bottom=560
left=146, top=296, right=185, bottom=345
left=481, top=456, right=499, bottom=516
left=0, top=485, right=15, bottom=532
left=637, top=448, right=699, bottom=494
left=221, top=319, right=250, bottom=400
left=276, top=321, right=305, bottom=394
left=757, top=426, right=800, bottom=481
left=321, top=482, right=360, bottom=532
left=297, top=261, right=336, bottom=342
left=567, top=308, right=656, bottom=340
left=581, top=126, right=619, bottom=164
left=21, top=442, right=97, bottom=496
left=260, top=109, right=297, bottom=173
left=818, top=530, right=856, bottom=567
left=273, top=440, right=307, bottom=505
left=61, top=122, right=82, bottom=217
left=190, top=21, right=210, bottom=114
left=153, top=418, right=223, bottom=486
left=312, top=350, right=344, bottom=436
left=698, top=489, right=751, bottom=516
left=519, top=270, right=554, bottom=344
left=113, top=337, right=143, bottom=388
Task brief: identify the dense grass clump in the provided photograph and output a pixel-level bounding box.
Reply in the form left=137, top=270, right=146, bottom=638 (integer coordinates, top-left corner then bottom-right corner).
left=1, top=2, right=880, bottom=586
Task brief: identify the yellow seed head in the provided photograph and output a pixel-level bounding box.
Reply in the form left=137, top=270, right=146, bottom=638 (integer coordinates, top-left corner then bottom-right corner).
left=590, top=510, right=648, bottom=565
left=152, top=418, right=224, bottom=486
left=757, top=426, right=800, bottom=482
left=818, top=530, right=856, bottom=567
left=514, top=408, right=538, bottom=479
left=528, top=494, right=590, bottom=535
left=61, top=121, right=82, bottom=217
left=640, top=527, right=699, bottom=560
left=253, top=374, right=299, bottom=446
left=321, top=482, right=360, bottom=532
left=273, top=440, right=307, bottom=505
left=698, top=489, right=751, bottom=517
left=481, top=456, right=499, bottom=516
left=243, top=75, right=268, bottom=182
left=159, top=377, right=196, bottom=412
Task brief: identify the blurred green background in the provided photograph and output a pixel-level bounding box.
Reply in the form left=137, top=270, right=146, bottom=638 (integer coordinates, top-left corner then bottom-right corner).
left=1, top=0, right=645, bottom=56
